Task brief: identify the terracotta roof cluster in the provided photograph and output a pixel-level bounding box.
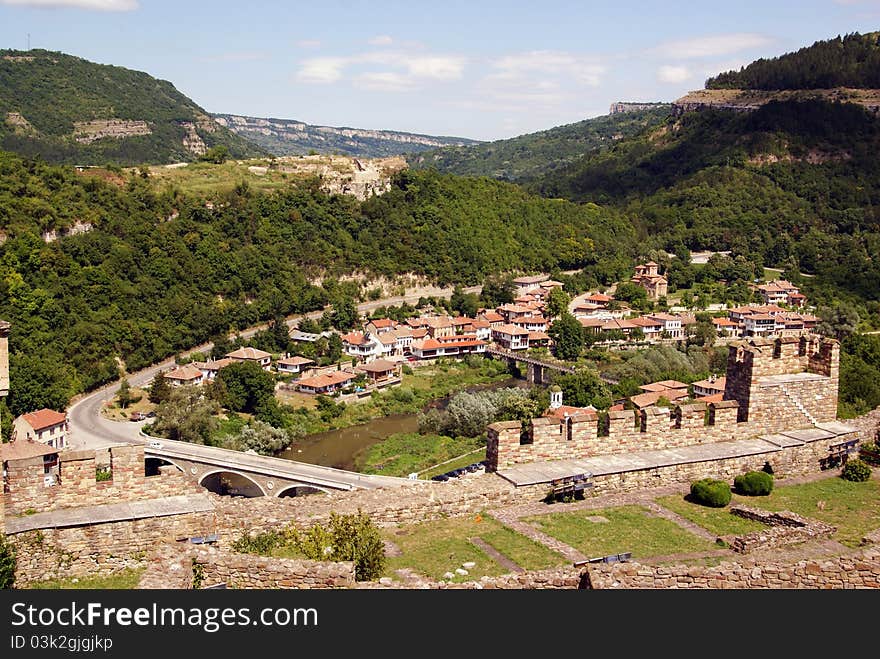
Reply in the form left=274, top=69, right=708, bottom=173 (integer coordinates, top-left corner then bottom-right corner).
left=493, top=324, right=529, bottom=336
left=19, top=409, right=67, bottom=431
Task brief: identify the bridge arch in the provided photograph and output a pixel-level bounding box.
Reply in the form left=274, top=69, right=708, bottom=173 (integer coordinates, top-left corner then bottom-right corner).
left=144, top=456, right=186, bottom=477
left=199, top=469, right=267, bottom=497
left=275, top=483, right=329, bottom=498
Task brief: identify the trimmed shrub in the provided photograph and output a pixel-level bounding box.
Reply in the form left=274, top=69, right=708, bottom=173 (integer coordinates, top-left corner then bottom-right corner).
left=734, top=470, right=774, bottom=496
left=841, top=458, right=872, bottom=483
left=690, top=478, right=732, bottom=508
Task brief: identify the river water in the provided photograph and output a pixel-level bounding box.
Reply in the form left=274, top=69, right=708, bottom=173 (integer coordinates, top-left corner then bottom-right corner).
left=278, top=377, right=525, bottom=471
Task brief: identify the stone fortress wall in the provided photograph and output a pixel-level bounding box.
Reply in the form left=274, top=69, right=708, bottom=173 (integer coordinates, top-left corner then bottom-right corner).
left=487, top=335, right=840, bottom=471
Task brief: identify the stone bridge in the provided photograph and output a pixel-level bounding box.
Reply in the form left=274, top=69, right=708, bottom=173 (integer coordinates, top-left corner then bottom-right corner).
left=144, top=438, right=413, bottom=498
left=486, top=347, right=577, bottom=384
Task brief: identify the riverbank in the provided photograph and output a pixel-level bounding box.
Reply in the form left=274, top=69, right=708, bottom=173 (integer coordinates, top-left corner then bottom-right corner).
left=276, top=356, right=516, bottom=470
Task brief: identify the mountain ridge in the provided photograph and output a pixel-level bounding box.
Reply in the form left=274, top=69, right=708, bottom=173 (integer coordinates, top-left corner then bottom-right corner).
left=0, top=49, right=266, bottom=165
left=213, top=113, right=481, bottom=158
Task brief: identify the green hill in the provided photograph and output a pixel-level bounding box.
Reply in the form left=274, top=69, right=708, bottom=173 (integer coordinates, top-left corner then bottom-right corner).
left=0, top=150, right=635, bottom=414
left=707, top=31, right=880, bottom=90
left=407, top=106, right=671, bottom=182
left=0, top=49, right=266, bottom=165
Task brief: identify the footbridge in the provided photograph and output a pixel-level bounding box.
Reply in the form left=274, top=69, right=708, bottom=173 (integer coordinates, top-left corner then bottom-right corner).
left=486, top=347, right=576, bottom=384
left=144, top=438, right=414, bottom=497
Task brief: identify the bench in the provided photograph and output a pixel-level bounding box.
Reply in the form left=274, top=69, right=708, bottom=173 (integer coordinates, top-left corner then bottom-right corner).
left=587, top=552, right=632, bottom=564
left=547, top=473, right=594, bottom=501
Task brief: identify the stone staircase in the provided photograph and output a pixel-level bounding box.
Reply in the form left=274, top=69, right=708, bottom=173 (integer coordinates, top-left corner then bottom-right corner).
left=779, top=384, right=817, bottom=426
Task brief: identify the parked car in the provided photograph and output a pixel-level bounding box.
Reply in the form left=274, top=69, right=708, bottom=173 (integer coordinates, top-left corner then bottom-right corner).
left=148, top=441, right=163, bottom=449
left=130, top=412, right=145, bottom=421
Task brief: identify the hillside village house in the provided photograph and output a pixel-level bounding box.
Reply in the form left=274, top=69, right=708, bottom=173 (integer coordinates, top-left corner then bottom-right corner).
left=276, top=355, right=315, bottom=376
left=193, top=357, right=235, bottom=381
left=225, top=346, right=272, bottom=370
left=164, top=364, right=205, bottom=387
left=755, top=280, right=806, bottom=307
left=492, top=324, right=530, bottom=350
left=297, top=370, right=357, bottom=395
left=13, top=409, right=69, bottom=450
left=631, top=261, right=668, bottom=300
left=410, top=334, right=487, bottom=360
left=512, top=274, right=550, bottom=295
left=692, top=375, right=726, bottom=398
left=646, top=313, right=683, bottom=338
left=359, top=359, right=400, bottom=384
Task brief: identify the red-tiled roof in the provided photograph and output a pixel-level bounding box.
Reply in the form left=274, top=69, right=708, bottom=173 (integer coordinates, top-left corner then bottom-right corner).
left=370, top=318, right=395, bottom=328
left=692, top=376, right=726, bottom=391
left=165, top=365, right=203, bottom=381
left=481, top=312, right=504, bottom=323
left=298, top=371, right=355, bottom=389
left=198, top=358, right=235, bottom=371
left=20, top=409, right=67, bottom=431
left=701, top=393, right=725, bottom=404
left=414, top=337, right=486, bottom=350
left=363, top=359, right=398, bottom=373
left=712, top=318, right=739, bottom=327
left=528, top=331, right=551, bottom=341
left=586, top=293, right=613, bottom=303
left=226, top=347, right=272, bottom=360
left=629, top=390, right=687, bottom=409
left=494, top=324, right=529, bottom=336
left=0, top=438, right=59, bottom=461
left=544, top=405, right=597, bottom=420
left=277, top=356, right=315, bottom=366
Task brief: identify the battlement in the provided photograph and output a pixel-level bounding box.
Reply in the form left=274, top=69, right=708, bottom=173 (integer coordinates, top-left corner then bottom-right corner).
left=1, top=444, right=199, bottom=521
left=487, top=401, right=740, bottom=470
left=487, top=333, right=840, bottom=471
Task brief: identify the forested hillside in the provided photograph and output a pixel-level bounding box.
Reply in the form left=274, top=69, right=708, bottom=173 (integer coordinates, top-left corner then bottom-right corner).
left=0, top=151, right=635, bottom=415
left=0, top=49, right=265, bottom=165
left=408, top=107, right=670, bottom=182
left=532, top=99, right=880, bottom=304
left=707, top=31, right=880, bottom=90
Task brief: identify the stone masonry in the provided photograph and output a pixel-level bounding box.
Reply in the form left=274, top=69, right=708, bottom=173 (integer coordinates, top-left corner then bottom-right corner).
left=3, top=445, right=203, bottom=517
left=138, top=545, right=355, bottom=590
left=486, top=335, right=840, bottom=471
left=723, top=505, right=837, bottom=554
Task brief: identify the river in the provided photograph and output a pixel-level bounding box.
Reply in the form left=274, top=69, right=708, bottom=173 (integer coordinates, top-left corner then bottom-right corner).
left=278, top=377, right=526, bottom=471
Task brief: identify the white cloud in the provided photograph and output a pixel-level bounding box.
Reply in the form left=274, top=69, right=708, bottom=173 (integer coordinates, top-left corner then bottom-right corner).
left=296, top=39, right=321, bottom=49
left=296, top=57, right=348, bottom=84
left=0, top=0, right=138, bottom=9
left=354, top=71, right=413, bottom=92
left=657, top=65, right=692, bottom=84
left=368, top=35, right=393, bottom=46
left=655, top=33, right=773, bottom=59
left=490, top=50, right=605, bottom=87
left=404, top=56, right=465, bottom=80
left=295, top=50, right=465, bottom=88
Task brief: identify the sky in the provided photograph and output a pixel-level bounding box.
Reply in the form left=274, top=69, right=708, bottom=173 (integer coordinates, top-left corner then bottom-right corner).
left=0, top=1, right=879, bottom=141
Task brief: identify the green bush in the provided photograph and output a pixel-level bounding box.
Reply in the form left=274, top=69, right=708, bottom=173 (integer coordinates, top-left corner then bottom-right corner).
left=858, top=442, right=880, bottom=466
left=841, top=458, right=872, bottom=483
left=0, top=534, right=15, bottom=589
left=690, top=478, right=732, bottom=508
left=734, top=470, right=774, bottom=496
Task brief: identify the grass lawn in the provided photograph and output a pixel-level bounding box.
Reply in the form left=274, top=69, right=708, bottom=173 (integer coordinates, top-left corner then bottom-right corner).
left=656, top=495, right=770, bottom=537
left=101, top=386, right=155, bottom=421
left=358, top=433, right=484, bottom=477
left=525, top=505, right=718, bottom=560
left=728, top=475, right=880, bottom=548
left=384, top=515, right=565, bottom=582
left=419, top=448, right=487, bottom=479
left=26, top=568, right=144, bottom=590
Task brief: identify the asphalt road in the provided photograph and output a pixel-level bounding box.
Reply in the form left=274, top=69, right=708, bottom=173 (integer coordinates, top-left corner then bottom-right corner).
left=67, top=284, right=481, bottom=450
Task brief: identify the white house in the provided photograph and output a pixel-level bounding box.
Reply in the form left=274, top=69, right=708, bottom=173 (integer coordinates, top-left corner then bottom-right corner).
left=225, top=346, right=273, bottom=370
left=13, top=409, right=69, bottom=450
left=276, top=355, right=315, bottom=376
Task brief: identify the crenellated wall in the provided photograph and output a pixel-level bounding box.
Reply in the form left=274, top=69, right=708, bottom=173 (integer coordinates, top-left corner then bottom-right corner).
left=487, top=334, right=841, bottom=471
left=3, top=445, right=202, bottom=517
left=487, top=401, right=741, bottom=470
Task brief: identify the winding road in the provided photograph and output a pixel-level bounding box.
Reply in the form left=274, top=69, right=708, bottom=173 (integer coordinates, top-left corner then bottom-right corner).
left=67, top=284, right=481, bottom=451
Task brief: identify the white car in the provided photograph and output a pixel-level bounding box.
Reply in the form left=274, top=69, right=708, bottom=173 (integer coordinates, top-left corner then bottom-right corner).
left=147, top=441, right=163, bottom=449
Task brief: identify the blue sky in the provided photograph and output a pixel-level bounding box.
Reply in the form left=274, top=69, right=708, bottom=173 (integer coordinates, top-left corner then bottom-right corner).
left=1, top=0, right=878, bottom=140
